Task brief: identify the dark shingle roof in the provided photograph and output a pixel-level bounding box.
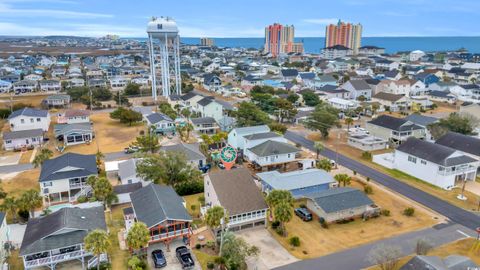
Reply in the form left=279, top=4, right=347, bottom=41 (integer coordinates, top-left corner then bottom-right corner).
left=191, top=117, right=216, bottom=125
left=130, top=184, right=192, bottom=228
left=404, top=114, right=438, bottom=127
left=346, top=79, right=371, bottom=91
left=368, top=115, right=423, bottom=131
left=397, top=138, right=477, bottom=166
left=197, top=97, right=214, bottom=107
left=20, top=206, right=106, bottom=255
left=146, top=113, right=173, bottom=124
left=306, top=187, right=373, bottom=213
left=8, top=108, right=48, bottom=119
left=281, top=69, right=299, bottom=77
left=248, top=140, right=299, bottom=156
left=325, top=45, right=350, bottom=50
left=436, top=132, right=480, bottom=157
left=372, top=92, right=405, bottom=102
left=208, top=168, right=268, bottom=215
left=3, top=128, right=43, bottom=140
left=243, top=132, right=281, bottom=141
left=39, top=153, right=97, bottom=182
left=162, top=143, right=206, bottom=161
left=113, top=182, right=142, bottom=194
left=400, top=255, right=447, bottom=270
left=181, top=92, right=198, bottom=101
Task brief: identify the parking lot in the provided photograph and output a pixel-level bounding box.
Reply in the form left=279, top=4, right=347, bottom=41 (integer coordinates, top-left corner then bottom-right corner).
left=147, top=240, right=201, bottom=270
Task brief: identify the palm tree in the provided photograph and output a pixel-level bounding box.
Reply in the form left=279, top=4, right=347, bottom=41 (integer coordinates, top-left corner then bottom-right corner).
left=1, top=196, right=18, bottom=223
left=126, top=222, right=150, bottom=255
left=345, top=117, right=354, bottom=131
left=316, top=158, right=332, bottom=172
left=274, top=201, right=293, bottom=236
left=266, top=190, right=294, bottom=220
left=32, top=148, right=53, bottom=168
left=313, top=141, right=324, bottom=160
left=19, top=189, right=43, bottom=218
left=87, top=176, right=116, bottom=208
left=181, top=123, right=194, bottom=142
left=214, top=256, right=227, bottom=270
left=205, top=206, right=227, bottom=233
left=334, top=174, right=352, bottom=187
left=95, top=150, right=105, bottom=167
left=84, top=229, right=110, bottom=270
left=371, top=104, right=380, bottom=116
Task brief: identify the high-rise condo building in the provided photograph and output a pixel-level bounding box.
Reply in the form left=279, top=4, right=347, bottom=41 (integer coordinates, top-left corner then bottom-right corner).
left=325, top=20, right=362, bottom=55
left=200, top=37, right=214, bottom=46
left=264, top=23, right=304, bottom=57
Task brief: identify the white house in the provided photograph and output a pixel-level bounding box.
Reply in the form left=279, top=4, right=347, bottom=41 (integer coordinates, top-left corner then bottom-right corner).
left=3, top=128, right=44, bottom=151
left=39, top=153, right=98, bottom=204
left=409, top=50, right=426, bottom=62
left=118, top=159, right=146, bottom=185
left=8, top=108, right=50, bottom=132
left=373, top=138, right=478, bottom=189
left=0, top=80, right=12, bottom=93
left=38, top=80, right=61, bottom=92
left=377, top=79, right=411, bottom=95
left=13, top=80, right=37, bottom=94
left=243, top=131, right=287, bottom=150
left=340, top=80, right=372, bottom=100
left=328, top=97, right=359, bottom=110
left=204, top=168, right=268, bottom=231
left=228, top=125, right=270, bottom=150
left=244, top=140, right=300, bottom=168
left=0, top=213, right=8, bottom=265
left=195, top=97, right=224, bottom=121
left=64, top=109, right=90, bottom=124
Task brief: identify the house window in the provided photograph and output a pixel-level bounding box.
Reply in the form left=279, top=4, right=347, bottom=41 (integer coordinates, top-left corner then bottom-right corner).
left=37, top=118, right=41, bottom=122
left=5, top=140, right=11, bottom=144
left=408, top=155, right=417, bottom=163
left=21, top=119, right=25, bottom=124
left=43, top=182, right=52, bottom=187
left=421, top=160, right=427, bottom=165
left=30, top=118, right=34, bottom=123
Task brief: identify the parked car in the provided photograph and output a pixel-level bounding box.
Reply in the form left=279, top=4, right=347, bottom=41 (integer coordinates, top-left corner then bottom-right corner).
left=294, top=207, right=312, bottom=221
left=124, top=145, right=140, bottom=154
left=176, top=246, right=195, bottom=269
left=199, top=164, right=212, bottom=173
left=152, top=249, right=167, bottom=268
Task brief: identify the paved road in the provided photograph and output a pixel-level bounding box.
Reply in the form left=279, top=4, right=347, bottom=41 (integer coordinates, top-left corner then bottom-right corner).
left=275, top=223, right=473, bottom=270
left=284, top=130, right=480, bottom=230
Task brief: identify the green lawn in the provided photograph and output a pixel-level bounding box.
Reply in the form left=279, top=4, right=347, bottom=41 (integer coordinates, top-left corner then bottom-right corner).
left=183, top=193, right=205, bottom=228
left=107, top=205, right=132, bottom=270
left=193, top=249, right=216, bottom=270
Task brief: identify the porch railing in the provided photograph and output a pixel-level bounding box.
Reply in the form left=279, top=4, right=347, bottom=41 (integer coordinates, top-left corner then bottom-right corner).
left=24, top=250, right=92, bottom=268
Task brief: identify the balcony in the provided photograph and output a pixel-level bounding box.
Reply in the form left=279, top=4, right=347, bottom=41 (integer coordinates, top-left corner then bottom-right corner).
left=438, top=165, right=477, bottom=176
left=24, top=250, right=92, bottom=268
left=150, top=228, right=191, bottom=242
left=229, top=212, right=266, bottom=226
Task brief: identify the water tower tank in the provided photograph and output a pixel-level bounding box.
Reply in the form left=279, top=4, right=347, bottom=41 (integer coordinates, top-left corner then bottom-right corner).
left=147, top=17, right=179, bottom=39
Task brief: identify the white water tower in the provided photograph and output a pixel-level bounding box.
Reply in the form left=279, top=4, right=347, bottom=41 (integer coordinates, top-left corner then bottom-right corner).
left=147, top=16, right=181, bottom=100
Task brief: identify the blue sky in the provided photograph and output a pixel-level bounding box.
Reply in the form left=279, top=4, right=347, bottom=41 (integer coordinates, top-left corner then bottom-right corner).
left=0, top=0, right=478, bottom=37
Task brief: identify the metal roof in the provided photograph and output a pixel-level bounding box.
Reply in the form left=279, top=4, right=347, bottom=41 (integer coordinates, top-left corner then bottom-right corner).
left=248, top=140, right=299, bottom=157
left=257, top=169, right=335, bottom=191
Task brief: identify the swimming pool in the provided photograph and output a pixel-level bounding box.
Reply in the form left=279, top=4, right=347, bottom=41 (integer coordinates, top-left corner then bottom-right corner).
left=48, top=203, right=73, bottom=213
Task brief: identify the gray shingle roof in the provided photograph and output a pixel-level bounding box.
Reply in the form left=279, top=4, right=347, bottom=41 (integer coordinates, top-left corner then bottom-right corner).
left=248, top=140, right=299, bottom=157
left=162, top=143, right=206, bottom=161
left=39, top=153, right=97, bottom=182
left=208, top=168, right=268, bottom=215
left=130, top=184, right=192, bottom=228
left=306, top=187, right=373, bottom=213
left=3, top=128, right=43, bottom=140
left=54, top=123, right=92, bottom=137
left=372, top=92, right=405, bottom=102
left=197, top=97, right=215, bottom=107
left=113, top=182, right=142, bottom=194
left=243, top=132, right=281, bottom=141
left=232, top=125, right=270, bottom=136
left=404, top=114, right=438, bottom=127
left=397, top=137, right=477, bottom=167
left=146, top=113, right=173, bottom=124
left=20, top=206, right=106, bottom=255
left=118, top=159, right=138, bottom=181
left=346, top=79, right=371, bottom=91
left=444, top=255, right=478, bottom=270
left=191, top=117, right=216, bottom=125
left=8, top=108, right=48, bottom=119
left=368, top=115, right=424, bottom=131
left=436, top=132, right=480, bottom=157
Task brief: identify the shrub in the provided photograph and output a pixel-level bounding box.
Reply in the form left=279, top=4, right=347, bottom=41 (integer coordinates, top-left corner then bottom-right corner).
left=289, top=236, right=301, bottom=247
left=364, top=185, right=373, bottom=194
left=89, top=196, right=97, bottom=202
left=366, top=177, right=370, bottom=182
left=299, top=204, right=306, bottom=209
left=190, top=205, right=197, bottom=212
left=271, top=221, right=280, bottom=229
left=18, top=209, right=29, bottom=222
left=353, top=171, right=357, bottom=175
left=319, top=217, right=328, bottom=229
left=198, top=195, right=205, bottom=206
left=275, top=227, right=284, bottom=236
left=381, top=209, right=391, bottom=217
left=206, top=240, right=215, bottom=249
left=88, top=262, right=112, bottom=270
left=195, top=243, right=201, bottom=250
left=174, top=181, right=204, bottom=196
left=77, top=195, right=88, bottom=203
left=268, top=122, right=287, bottom=134
left=403, top=207, right=415, bottom=217
left=361, top=151, right=372, bottom=161
left=207, top=262, right=215, bottom=269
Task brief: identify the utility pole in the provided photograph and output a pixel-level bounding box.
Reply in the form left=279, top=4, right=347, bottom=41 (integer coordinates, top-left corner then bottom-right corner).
left=89, top=87, right=93, bottom=112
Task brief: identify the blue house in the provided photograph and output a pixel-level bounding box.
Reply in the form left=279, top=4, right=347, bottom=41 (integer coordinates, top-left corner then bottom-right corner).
left=414, top=72, right=439, bottom=86
left=257, top=169, right=336, bottom=198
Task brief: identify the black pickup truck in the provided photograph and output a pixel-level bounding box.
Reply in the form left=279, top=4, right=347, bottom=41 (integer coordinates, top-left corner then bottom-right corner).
left=175, top=246, right=195, bottom=269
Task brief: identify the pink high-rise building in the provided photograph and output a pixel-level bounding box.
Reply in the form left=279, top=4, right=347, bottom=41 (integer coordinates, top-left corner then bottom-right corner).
left=264, top=23, right=303, bottom=57
left=325, top=20, right=362, bottom=54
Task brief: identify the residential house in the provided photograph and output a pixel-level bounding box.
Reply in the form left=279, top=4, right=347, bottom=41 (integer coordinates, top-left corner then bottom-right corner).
left=0, top=80, right=12, bottom=93
left=297, top=72, right=317, bottom=88
left=404, top=114, right=439, bottom=141
left=20, top=207, right=107, bottom=270
left=118, top=159, right=146, bottom=185
left=328, top=97, right=359, bottom=110
left=42, top=94, right=71, bottom=108
left=8, top=108, right=50, bottom=132
left=38, top=80, right=61, bottom=92
left=128, top=184, right=192, bottom=244
left=373, top=138, right=478, bottom=189
left=243, top=131, right=287, bottom=150
left=305, top=187, right=377, bottom=223
left=280, top=69, right=299, bottom=82
left=203, top=73, right=222, bottom=91
left=359, top=45, right=385, bottom=55
left=244, top=140, right=300, bottom=169
left=383, top=70, right=402, bottom=80
left=400, top=255, right=477, bottom=270
left=322, top=45, right=352, bottom=60
left=191, top=117, right=219, bottom=134
left=54, top=123, right=93, bottom=146
left=146, top=113, right=175, bottom=135
left=228, top=125, right=270, bottom=150
left=195, top=97, right=224, bottom=121
left=257, top=169, right=336, bottom=198
left=64, top=109, right=90, bottom=124
left=413, top=72, right=439, bottom=86
left=340, top=80, right=372, bottom=100
left=315, top=75, right=337, bottom=88
left=162, top=143, right=207, bottom=168
left=39, top=153, right=98, bottom=204
left=13, top=80, right=37, bottom=94
left=377, top=79, right=411, bottom=95
left=181, top=92, right=204, bottom=109
left=347, top=134, right=388, bottom=151
left=204, top=168, right=268, bottom=231
left=366, top=115, right=426, bottom=144
left=3, top=129, right=44, bottom=151
left=371, top=92, right=409, bottom=112
left=436, top=132, right=480, bottom=161
left=429, top=90, right=457, bottom=104
left=317, top=86, right=350, bottom=99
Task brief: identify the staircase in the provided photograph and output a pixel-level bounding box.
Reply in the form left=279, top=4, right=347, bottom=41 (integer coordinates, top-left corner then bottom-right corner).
left=73, top=186, right=92, bottom=201
left=87, top=253, right=108, bottom=269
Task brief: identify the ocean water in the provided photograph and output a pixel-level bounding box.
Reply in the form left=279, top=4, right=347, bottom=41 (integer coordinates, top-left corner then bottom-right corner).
left=135, top=36, right=480, bottom=54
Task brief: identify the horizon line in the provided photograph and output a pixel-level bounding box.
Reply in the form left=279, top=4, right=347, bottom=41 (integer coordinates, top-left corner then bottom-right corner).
left=1, top=35, right=480, bottom=39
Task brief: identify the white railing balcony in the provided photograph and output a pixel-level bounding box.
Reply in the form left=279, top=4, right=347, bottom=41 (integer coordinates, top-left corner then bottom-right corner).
left=150, top=228, right=190, bottom=242
left=69, top=183, right=86, bottom=189
left=24, top=250, right=92, bottom=268
left=229, top=213, right=266, bottom=225
left=438, top=165, right=477, bottom=176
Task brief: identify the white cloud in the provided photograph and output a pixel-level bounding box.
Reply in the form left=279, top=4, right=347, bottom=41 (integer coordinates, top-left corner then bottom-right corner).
left=302, top=18, right=338, bottom=25
left=0, top=22, right=142, bottom=36
left=0, top=2, right=112, bottom=18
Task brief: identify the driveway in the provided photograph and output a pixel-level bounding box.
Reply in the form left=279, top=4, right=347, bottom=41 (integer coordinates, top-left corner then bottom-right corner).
left=235, top=228, right=298, bottom=270
left=146, top=240, right=201, bottom=270
left=0, top=153, right=21, bottom=166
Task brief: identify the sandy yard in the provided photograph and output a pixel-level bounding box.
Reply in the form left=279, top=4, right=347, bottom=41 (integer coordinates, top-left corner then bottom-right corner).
left=0, top=169, right=40, bottom=197
left=0, top=93, right=51, bottom=109
left=270, top=179, right=439, bottom=259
